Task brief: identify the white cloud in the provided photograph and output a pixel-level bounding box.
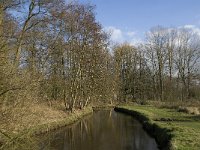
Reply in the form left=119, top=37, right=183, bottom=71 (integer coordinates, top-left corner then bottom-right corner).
left=184, top=25, right=195, bottom=29
left=130, top=38, right=143, bottom=46
left=105, top=26, right=143, bottom=45
left=105, top=26, right=124, bottom=42
left=183, top=25, right=200, bottom=36
left=126, top=31, right=136, bottom=37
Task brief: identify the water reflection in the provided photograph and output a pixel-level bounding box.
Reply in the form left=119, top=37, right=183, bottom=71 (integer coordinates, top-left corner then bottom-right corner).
left=39, top=110, right=158, bottom=150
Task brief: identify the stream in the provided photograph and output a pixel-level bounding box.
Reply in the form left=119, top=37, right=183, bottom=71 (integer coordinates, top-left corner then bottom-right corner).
left=39, top=110, right=159, bottom=150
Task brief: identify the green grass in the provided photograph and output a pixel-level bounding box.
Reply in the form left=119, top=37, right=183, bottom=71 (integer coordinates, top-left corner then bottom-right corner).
left=116, top=105, right=200, bottom=150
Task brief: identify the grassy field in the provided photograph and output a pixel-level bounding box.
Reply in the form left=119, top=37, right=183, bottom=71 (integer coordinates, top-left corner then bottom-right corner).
left=116, top=105, right=200, bottom=150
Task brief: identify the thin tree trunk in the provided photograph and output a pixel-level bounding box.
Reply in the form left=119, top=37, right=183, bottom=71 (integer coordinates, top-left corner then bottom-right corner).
left=14, top=1, right=35, bottom=67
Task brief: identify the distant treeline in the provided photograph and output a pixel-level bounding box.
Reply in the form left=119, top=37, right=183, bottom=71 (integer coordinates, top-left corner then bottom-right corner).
left=114, top=26, right=200, bottom=102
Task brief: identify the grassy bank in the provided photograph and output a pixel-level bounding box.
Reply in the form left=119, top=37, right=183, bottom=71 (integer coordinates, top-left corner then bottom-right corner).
left=0, top=104, right=93, bottom=150
left=115, top=105, right=200, bottom=150
left=92, top=104, right=116, bottom=110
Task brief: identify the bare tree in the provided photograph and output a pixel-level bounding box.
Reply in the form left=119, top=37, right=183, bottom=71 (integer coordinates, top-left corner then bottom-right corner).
left=146, top=26, right=168, bottom=101
left=174, top=28, right=200, bottom=100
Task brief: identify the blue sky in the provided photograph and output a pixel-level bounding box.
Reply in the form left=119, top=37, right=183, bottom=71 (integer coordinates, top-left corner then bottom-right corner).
left=76, top=0, right=200, bottom=44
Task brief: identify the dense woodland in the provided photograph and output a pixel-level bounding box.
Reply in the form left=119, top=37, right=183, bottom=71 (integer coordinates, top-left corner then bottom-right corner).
left=0, top=0, right=200, bottom=118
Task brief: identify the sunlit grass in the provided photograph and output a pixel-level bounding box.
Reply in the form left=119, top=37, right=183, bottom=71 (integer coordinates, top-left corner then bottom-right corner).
left=118, top=105, right=200, bottom=150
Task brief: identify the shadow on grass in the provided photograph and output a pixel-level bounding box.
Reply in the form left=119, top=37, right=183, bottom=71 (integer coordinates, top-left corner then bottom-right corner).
left=184, top=115, right=200, bottom=121
left=153, top=114, right=200, bottom=122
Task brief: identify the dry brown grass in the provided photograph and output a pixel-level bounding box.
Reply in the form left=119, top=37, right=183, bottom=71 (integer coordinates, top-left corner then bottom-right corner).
left=146, top=100, right=200, bottom=109
left=0, top=101, right=93, bottom=150
left=0, top=102, right=69, bottom=135
left=125, top=100, right=200, bottom=115
left=177, top=106, right=200, bottom=115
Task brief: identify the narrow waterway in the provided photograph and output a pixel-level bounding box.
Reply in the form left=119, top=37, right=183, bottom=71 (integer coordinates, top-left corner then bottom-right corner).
left=39, top=110, right=158, bottom=150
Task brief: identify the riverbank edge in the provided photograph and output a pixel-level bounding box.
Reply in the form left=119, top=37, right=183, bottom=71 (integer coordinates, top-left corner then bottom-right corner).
left=114, top=106, right=174, bottom=150
left=92, top=104, right=115, bottom=110
left=0, top=107, right=93, bottom=149
left=31, top=107, right=93, bottom=135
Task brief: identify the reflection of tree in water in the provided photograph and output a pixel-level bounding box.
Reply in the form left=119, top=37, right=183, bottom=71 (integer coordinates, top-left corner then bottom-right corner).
left=38, top=110, right=158, bottom=150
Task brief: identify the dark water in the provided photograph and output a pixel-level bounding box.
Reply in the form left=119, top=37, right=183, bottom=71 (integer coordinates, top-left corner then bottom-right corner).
left=39, top=110, right=158, bottom=150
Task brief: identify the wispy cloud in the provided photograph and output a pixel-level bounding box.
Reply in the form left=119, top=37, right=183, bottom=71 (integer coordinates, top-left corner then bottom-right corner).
left=126, top=31, right=136, bottom=37
left=105, top=26, right=124, bottom=42
left=182, top=25, right=200, bottom=36
left=105, top=26, right=142, bottom=45
left=184, top=25, right=195, bottom=28
left=130, top=38, right=143, bottom=46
